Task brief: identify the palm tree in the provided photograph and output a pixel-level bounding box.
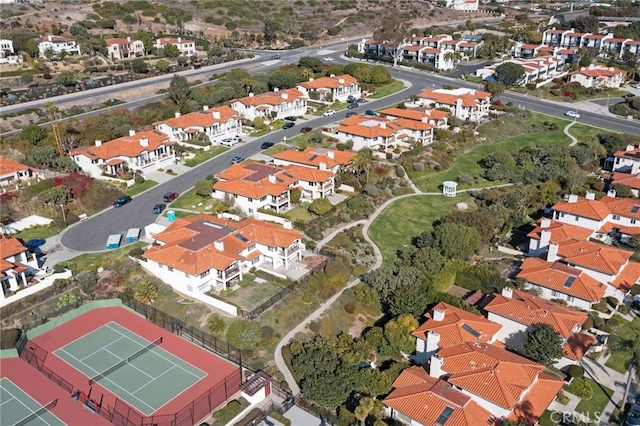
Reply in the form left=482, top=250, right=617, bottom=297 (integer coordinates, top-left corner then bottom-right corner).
left=354, top=397, right=375, bottom=426
left=351, top=148, right=375, bottom=184
left=443, top=50, right=462, bottom=70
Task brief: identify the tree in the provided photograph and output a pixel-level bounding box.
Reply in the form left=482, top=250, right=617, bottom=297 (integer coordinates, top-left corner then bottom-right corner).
left=308, top=198, right=332, bottom=215
left=155, top=59, right=170, bottom=72
left=494, top=62, right=525, bottom=87
left=300, top=21, right=322, bottom=41
left=135, top=29, right=154, bottom=54
left=21, top=124, right=46, bottom=145
left=168, top=74, right=190, bottom=104
left=373, top=15, right=411, bottom=66
left=354, top=397, right=375, bottom=425
left=299, top=56, right=323, bottom=73
left=369, top=65, right=390, bottom=85
left=384, top=314, right=418, bottom=354
left=432, top=223, right=481, bottom=259
left=21, top=74, right=34, bottom=84
left=39, top=185, right=72, bottom=207
left=56, top=71, right=77, bottom=87
left=611, top=183, right=634, bottom=198
left=134, top=280, right=159, bottom=304
left=130, top=58, right=148, bottom=73
left=520, top=323, right=563, bottom=365
left=267, top=70, right=298, bottom=90
left=162, top=44, right=181, bottom=58
left=195, top=179, right=213, bottom=197
left=226, top=320, right=262, bottom=351
left=263, top=20, right=279, bottom=42
left=484, top=81, right=505, bottom=97
left=25, top=38, right=39, bottom=58
left=290, top=187, right=301, bottom=204
left=351, top=148, right=375, bottom=184
left=207, top=314, right=226, bottom=336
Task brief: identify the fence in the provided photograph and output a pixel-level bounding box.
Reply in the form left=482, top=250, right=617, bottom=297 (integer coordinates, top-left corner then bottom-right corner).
left=239, top=258, right=329, bottom=319
left=18, top=339, right=75, bottom=394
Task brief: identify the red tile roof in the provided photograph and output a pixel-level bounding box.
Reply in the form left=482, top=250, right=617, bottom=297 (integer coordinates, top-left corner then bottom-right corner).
left=299, top=74, right=358, bottom=90
left=417, top=88, right=491, bottom=107
left=232, top=88, right=305, bottom=107
left=412, top=302, right=502, bottom=347
left=384, top=366, right=494, bottom=426
left=563, top=333, right=596, bottom=361
left=610, top=261, right=640, bottom=292
left=506, top=372, right=564, bottom=424
left=155, top=106, right=239, bottom=129
left=527, top=219, right=593, bottom=244
left=482, top=288, right=587, bottom=338
left=0, top=235, right=28, bottom=260
left=557, top=239, right=632, bottom=275
left=552, top=196, right=611, bottom=220
left=271, top=147, right=355, bottom=169
left=69, top=130, right=172, bottom=160
left=569, top=66, right=625, bottom=78
left=380, top=107, right=449, bottom=122
left=0, top=157, right=32, bottom=176
left=154, top=37, right=193, bottom=45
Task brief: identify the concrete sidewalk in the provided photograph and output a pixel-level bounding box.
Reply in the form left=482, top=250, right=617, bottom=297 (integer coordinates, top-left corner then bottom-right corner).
left=580, top=356, right=630, bottom=424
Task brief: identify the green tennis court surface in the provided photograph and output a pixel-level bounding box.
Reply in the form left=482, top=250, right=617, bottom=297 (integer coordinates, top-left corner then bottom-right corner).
left=53, top=322, right=206, bottom=416
left=0, top=378, right=66, bottom=426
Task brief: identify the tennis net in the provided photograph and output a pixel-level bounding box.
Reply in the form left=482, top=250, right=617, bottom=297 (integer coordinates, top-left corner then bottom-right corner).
left=88, top=337, right=162, bottom=385
left=13, top=399, right=58, bottom=426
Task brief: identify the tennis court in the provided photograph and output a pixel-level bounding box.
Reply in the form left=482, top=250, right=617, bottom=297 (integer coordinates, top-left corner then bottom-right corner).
left=0, top=378, right=65, bottom=426
left=53, top=322, right=206, bottom=416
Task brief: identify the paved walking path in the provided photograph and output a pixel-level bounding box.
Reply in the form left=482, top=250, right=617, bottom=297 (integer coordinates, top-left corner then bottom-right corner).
left=565, top=121, right=578, bottom=147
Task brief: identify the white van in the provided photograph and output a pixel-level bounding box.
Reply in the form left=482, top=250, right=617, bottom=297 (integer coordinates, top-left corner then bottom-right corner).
left=220, top=138, right=237, bottom=147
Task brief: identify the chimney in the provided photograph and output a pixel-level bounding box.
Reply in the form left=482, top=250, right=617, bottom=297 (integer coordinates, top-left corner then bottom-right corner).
left=283, top=221, right=293, bottom=230
left=129, top=129, right=136, bottom=137
left=607, top=189, right=616, bottom=198
left=422, top=116, right=429, bottom=123
left=139, top=137, right=149, bottom=147
left=309, top=77, right=314, bottom=82
left=540, top=230, right=551, bottom=246
left=502, top=287, right=513, bottom=299
left=568, top=194, right=578, bottom=203
left=547, top=243, right=559, bottom=262
left=248, top=92, right=254, bottom=97
left=327, top=150, right=335, bottom=160
left=213, top=110, right=221, bottom=119
left=48, top=35, right=53, bottom=41
left=127, top=36, right=131, bottom=42
left=281, top=93, right=288, bottom=100
left=338, top=78, right=344, bottom=84
left=540, top=218, right=551, bottom=228
left=429, top=354, right=444, bottom=378
left=319, top=162, right=327, bottom=170
left=426, top=331, right=441, bottom=356
left=174, top=112, right=181, bottom=118
left=585, top=191, right=595, bottom=200
left=268, top=174, right=276, bottom=184
left=95, top=140, right=102, bottom=147
left=177, top=37, right=182, bottom=43
left=214, top=240, right=224, bottom=251
left=329, top=74, right=336, bottom=78
left=273, top=87, right=279, bottom=92
left=203, top=105, right=209, bottom=111
left=380, top=122, right=386, bottom=129
left=626, top=144, right=634, bottom=152
left=432, top=308, right=445, bottom=321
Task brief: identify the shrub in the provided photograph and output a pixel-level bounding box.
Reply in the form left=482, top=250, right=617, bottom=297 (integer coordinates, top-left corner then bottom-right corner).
left=0, top=328, right=21, bottom=350
left=605, top=315, right=625, bottom=330
left=412, top=162, right=424, bottom=171
left=344, top=302, right=355, bottom=314
left=567, top=365, right=584, bottom=380
left=605, top=296, right=618, bottom=308
left=53, top=263, right=67, bottom=274
left=593, top=299, right=609, bottom=313
left=395, top=165, right=405, bottom=177
left=363, top=184, right=380, bottom=197
left=564, top=377, right=593, bottom=400
left=75, top=270, right=98, bottom=292
left=582, top=317, right=594, bottom=330
left=308, top=198, right=332, bottom=215
left=618, top=304, right=629, bottom=315
left=129, top=247, right=144, bottom=258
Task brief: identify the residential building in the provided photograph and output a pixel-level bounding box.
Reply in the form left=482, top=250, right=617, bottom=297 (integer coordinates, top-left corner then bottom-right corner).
left=611, top=172, right=640, bottom=197
left=333, top=114, right=434, bottom=151
left=155, top=106, right=243, bottom=145
left=568, top=65, right=626, bottom=89
left=105, top=37, right=145, bottom=60
left=611, top=143, right=640, bottom=174
left=69, top=130, right=174, bottom=178
left=446, top=0, right=479, bottom=11
left=0, top=157, right=37, bottom=187
left=513, top=43, right=576, bottom=60
left=476, top=56, right=566, bottom=85
left=428, top=341, right=563, bottom=423
left=412, top=302, right=502, bottom=364
left=414, top=88, right=491, bottom=122
left=141, top=214, right=305, bottom=293
left=542, top=27, right=640, bottom=59
left=296, top=74, right=361, bottom=103
left=481, top=287, right=595, bottom=369
left=0, top=39, right=22, bottom=64
left=384, top=366, right=495, bottom=426
left=36, top=35, right=81, bottom=58
left=271, top=147, right=355, bottom=174
left=153, top=37, right=195, bottom=56
left=230, top=88, right=307, bottom=122
left=212, top=161, right=334, bottom=214
left=527, top=218, right=593, bottom=258
left=380, top=107, right=449, bottom=128
left=0, top=235, right=39, bottom=303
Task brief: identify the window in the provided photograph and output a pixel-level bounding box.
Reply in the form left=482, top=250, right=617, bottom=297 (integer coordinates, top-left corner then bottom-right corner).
left=613, top=215, right=621, bottom=220
left=248, top=198, right=253, bottom=202
left=200, top=270, right=210, bottom=278
left=185, top=272, right=189, bottom=278
left=168, top=266, right=173, bottom=272
left=632, top=219, right=637, bottom=225
left=260, top=196, right=267, bottom=202
left=567, top=296, right=575, bottom=303
left=552, top=290, right=559, bottom=297
left=248, top=208, right=253, bottom=213
left=233, top=194, right=238, bottom=199
left=252, top=257, right=260, bottom=264
left=574, top=216, right=579, bottom=221
left=248, top=244, right=256, bottom=251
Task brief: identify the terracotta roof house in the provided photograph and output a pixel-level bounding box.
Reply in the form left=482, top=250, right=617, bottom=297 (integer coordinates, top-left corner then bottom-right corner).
left=481, top=287, right=595, bottom=368
left=516, top=257, right=607, bottom=310
left=527, top=217, right=593, bottom=257
left=152, top=37, right=195, bottom=56
left=296, top=74, right=361, bottom=103
left=414, top=88, right=491, bottom=122
left=611, top=143, right=640, bottom=175
left=155, top=106, right=243, bottom=145
left=333, top=114, right=434, bottom=152
left=141, top=214, right=305, bottom=294
left=212, top=161, right=334, bottom=215
left=568, top=65, right=626, bottom=89
left=383, top=366, right=495, bottom=426
left=105, top=36, right=144, bottom=60
left=380, top=107, right=449, bottom=128
left=476, top=56, right=565, bottom=86
left=0, top=157, right=37, bottom=187
left=69, top=130, right=174, bottom=179
left=0, top=235, right=39, bottom=305
left=428, top=341, right=564, bottom=423
left=611, top=172, right=640, bottom=196
left=36, top=35, right=81, bottom=58
left=412, top=302, right=502, bottom=364
left=271, top=147, right=355, bottom=174
left=230, top=88, right=307, bottom=121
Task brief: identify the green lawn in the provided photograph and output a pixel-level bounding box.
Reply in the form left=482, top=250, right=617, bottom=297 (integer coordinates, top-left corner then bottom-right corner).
left=285, top=206, right=316, bottom=223
left=63, top=241, right=146, bottom=271
left=605, top=316, right=640, bottom=374
left=574, top=378, right=614, bottom=423
left=124, top=179, right=158, bottom=196
left=10, top=225, right=64, bottom=242
left=369, top=193, right=475, bottom=264
left=222, top=277, right=286, bottom=311
left=262, top=144, right=287, bottom=156
left=170, top=186, right=222, bottom=213
left=184, top=146, right=228, bottom=167
left=312, top=102, right=349, bottom=116
left=412, top=117, right=602, bottom=193
left=370, top=80, right=406, bottom=99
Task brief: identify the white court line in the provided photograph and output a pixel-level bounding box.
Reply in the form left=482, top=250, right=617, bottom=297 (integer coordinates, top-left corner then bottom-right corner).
left=101, top=347, right=156, bottom=381
left=78, top=336, right=127, bottom=362
left=105, top=323, right=205, bottom=380
left=130, top=366, right=176, bottom=395
left=0, top=396, right=17, bottom=408
left=55, top=321, right=122, bottom=354
left=0, top=378, right=61, bottom=426
left=55, top=348, right=156, bottom=414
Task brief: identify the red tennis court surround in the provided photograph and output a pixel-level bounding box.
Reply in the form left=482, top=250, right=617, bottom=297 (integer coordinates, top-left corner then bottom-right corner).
left=30, top=306, right=241, bottom=424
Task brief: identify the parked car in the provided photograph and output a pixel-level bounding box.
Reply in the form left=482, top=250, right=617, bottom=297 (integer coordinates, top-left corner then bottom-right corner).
left=113, top=195, right=132, bottom=208
left=282, top=122, right=295, bottom=129
left=324, top=57, right=334, bottom=61
left=260, top=141, right=275, bottom=149
left=300, top=127, right=313, bottom=133
left=624, top=93, right=636, bottom=98
left=152, top=203, right=166, bottom=214
left=163, top=192, right=179, bottom=202
left=631, top=84, right=640, bottom=89
left=323, top=110, right=336, bottom=116
left=632, top=299, right=640, bottom=311
left=231, top=156, right=244, bottom=164
left=24, top=239, right=46, bottom=252
left=284, top=116, right=297, bottom=121
left=364, top=110, right=377, bottom=116
left=625, top=403, right=640, bottom=426
left=347, top=103, right=359, bottom=109
left=220, top=138, right=237, bottom=147
left=357, top=98, right=367, bottom=103
left=346, top=112, right=358, bottom=117
left=565, top=110, right=580, bottom=119
left=347, top=95, right=355, bottom=102
left=271, top=54, right=280, bottom=59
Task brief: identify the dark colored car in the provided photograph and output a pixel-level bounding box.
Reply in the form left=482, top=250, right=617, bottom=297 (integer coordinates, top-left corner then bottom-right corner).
left=163, top=192, right=179, bottom=202
left=113, top=195, right=132, bottom=208
left=24, top=239, right=46, bottom=252
left=625, top=403, right=640, bottom=426
left=632, top=299, right=640, bottom=311
left=300, top=127, right=313, bottom=133
left=152, top=203, right=166, bottom=214
left=284, top=116, right=297, bottom=121
left=624, top=93, right=636, bottom=98
left=364, top=110, right=377, bottom=116
left=347, top=95, right=355, bottom=102
left=357, top=98, right=367, bottom=103
left=261, top=141, right=275, bottom=149
left=347, top=102, right=359, bottom=109
left=231, top=156, right=244, bottom=164
left=282, top=122, right=295, bottom=129
left=346, top=112, right=358, bottom=117
left=271, top=54, right=280, bottom=59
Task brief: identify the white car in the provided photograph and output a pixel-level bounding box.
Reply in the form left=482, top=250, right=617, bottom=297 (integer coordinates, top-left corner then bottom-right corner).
left=324, top=57, right=334, bottom=62
left=323, top=110, right=336, bottom=116
left=565, top=110, right=580, bottom=119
